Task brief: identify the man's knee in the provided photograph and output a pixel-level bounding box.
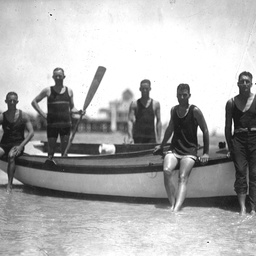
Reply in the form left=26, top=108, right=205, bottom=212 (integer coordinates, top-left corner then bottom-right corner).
left=163, top=167, right=172, bottom=175
left=163, top=154, right=178, bottom=174
left=163, top=166, right=177, bottom=176
left=8, top=152, right=16, bottom=161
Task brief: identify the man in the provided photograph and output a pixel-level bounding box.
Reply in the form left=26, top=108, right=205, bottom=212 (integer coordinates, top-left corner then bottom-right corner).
left=0, top=92, right=34, bottom=193
left=154, top=84, right=209, bottom=212
left=31, top=67, right=84, bottom=160
left=225, top=71, right=256, bottom=216
left=127, top=79, right=161, bottom=143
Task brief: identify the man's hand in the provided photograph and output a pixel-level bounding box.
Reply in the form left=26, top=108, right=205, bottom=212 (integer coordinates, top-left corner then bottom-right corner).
left=226, top=151, right=233, bottom=159
left=153, top=145, right=163, bottom=155
left=124, top=136, right=134, bottom=144
left=72, top=110, right=86, bottom=119
left=198, top=153, right=209, bottom=164
left=12, top=145, right=24, bottom=156
left=78, top=109, right=86, bottom=116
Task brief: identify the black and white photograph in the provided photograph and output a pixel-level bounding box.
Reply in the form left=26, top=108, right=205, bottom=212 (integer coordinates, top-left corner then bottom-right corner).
left=1, top=0, right=256, bottom=255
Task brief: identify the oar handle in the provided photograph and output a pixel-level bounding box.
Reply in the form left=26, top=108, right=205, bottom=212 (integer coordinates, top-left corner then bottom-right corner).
left=63, top=115, right=83, bottom=156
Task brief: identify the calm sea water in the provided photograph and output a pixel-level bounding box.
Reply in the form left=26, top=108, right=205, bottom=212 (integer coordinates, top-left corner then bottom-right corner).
left=1, top=132, right=256, bottom=256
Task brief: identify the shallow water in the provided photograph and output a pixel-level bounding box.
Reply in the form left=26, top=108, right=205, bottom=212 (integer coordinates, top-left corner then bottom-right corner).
left=1, top=132, right=256, bottom=255
left=1, top=172, right=256, bottom=256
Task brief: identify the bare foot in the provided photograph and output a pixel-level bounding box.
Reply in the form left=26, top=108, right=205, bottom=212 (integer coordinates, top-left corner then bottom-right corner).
left=173, top=207, right=182, bottom=213
left=6, top=185, right=12, bottom=194
left=239, top=208, right=246, bottom=216
left=250, top=210, right=256, bottom=216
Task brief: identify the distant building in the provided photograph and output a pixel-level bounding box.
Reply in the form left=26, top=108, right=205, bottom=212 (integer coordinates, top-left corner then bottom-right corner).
left=78, top=89, right=134, bottom=133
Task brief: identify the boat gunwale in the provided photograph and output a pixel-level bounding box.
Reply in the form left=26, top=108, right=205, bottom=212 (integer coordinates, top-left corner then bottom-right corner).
left=0, top=151, right=232, bottom=175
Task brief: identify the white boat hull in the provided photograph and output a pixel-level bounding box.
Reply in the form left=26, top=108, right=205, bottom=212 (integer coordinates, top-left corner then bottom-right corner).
left=0, top=156, right=236, bottom=198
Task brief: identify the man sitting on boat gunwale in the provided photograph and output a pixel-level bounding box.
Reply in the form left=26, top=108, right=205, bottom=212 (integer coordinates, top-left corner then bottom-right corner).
left=31, top=67, right=85, bottom=163
left=154, top=83, right=209, bottom=212
left=0, top=92, right=34, bottom=193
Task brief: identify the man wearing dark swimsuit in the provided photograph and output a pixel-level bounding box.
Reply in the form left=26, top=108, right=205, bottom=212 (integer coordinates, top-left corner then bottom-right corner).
left=31, top=68, right=84, bottom=161
left=225, top=71, right=256, bottom=216
left=0, top=92, right=34, bottom=193
left=127, top=79, right=162, bottom=143
left=154, top=84, right=209, bottom=212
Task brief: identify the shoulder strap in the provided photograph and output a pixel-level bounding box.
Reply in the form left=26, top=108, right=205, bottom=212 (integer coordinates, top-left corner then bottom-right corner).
left=231, top=97, right=235, bottom=114
left=190, top=105, right=197, bottom=120
left=171, top=105, right=178, bottom=117
left=2, top=111, right=7, bottom=122
left=19, top=110, right=23, bottom=120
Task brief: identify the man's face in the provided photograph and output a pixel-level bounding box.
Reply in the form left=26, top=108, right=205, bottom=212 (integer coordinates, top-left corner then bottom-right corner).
left=177, top=89, right=190, bottom=104
left=5, top=95, right=18, bottom=108
left=237, top=75, right=252, bottom=92
left=53, top=70, right=65, bottom=81
left=140, top=83, right=151, bottom=95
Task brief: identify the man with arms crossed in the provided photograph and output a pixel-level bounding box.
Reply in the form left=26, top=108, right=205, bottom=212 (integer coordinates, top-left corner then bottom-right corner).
left=31, top=67, right=84, bottom=161
left=127, top=79, right=161, bottom=143
left=154, top=84, right=209, bottom=212
left=225, top=71, right=256, bottom=216
left=0, top=92, right=34, bottom=193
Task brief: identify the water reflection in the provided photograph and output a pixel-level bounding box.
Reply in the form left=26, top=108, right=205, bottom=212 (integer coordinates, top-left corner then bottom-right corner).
left=0, top=177, right=256, bottom=255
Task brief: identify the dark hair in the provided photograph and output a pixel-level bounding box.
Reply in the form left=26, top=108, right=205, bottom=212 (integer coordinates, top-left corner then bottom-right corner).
left=6, top=91, right=18, bottom=100
left=238, top=71, right=253, bottom=81
left=140, top=79, right=151, bottom=86
left=177, top=83, right=190, bottom=94
left=53, top=67, right=65, bottom=74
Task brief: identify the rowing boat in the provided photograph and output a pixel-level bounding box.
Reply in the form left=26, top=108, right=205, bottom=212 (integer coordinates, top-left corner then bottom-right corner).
left=0, top=143, right=236, bottom=199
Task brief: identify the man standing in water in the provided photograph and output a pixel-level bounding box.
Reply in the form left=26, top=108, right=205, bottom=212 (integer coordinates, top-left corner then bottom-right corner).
left=154, top=84, right=209, bottom=212
left=127, top=79, right=162, bottom=143
left=31, top=67, right=84, bottom=161
left=0, top=92, right=34, bottom=193
left=225, top=71, right=256, bottom=216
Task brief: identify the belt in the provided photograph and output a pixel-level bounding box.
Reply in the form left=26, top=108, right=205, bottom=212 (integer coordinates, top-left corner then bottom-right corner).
left=234, top=127, right=256, bottom=133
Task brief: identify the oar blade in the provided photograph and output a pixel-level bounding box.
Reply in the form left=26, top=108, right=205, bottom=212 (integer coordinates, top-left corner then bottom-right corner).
left=83, top=66, right=106, bottom=110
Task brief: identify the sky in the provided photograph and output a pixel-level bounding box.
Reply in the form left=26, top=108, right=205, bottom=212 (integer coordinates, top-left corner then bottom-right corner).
left=1, top=0, right=256, bottom=134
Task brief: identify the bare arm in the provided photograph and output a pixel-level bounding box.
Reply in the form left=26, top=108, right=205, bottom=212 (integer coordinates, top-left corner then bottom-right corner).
left=0, top=113, right=3, bottom=125
left=153, top=108, right=173, bottom=155
left=154, top=100, right=162, bottom=143
left=194, top=107, right=209, bottom=162
left=160, top=109, right=174, bottom=148
left=68, top=88, right=75, bottom=112
left=68, top=88, right=86, bottom=119
left=31, top=88, right=50, bottom=119
left=13, top=112, right=34, bottom=156
left=21, top=112, right=34, bottom=148
left=127, top=101, right=137, bottom=143
left=225, top=99, right=233, bottom=153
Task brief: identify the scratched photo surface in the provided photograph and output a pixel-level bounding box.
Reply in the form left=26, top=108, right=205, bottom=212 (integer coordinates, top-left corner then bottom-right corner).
left=1, top=0, right=256, bottom=255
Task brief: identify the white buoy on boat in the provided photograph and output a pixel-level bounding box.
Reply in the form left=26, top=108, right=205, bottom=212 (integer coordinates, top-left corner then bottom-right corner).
left=99, top=144, right=116, bottom=154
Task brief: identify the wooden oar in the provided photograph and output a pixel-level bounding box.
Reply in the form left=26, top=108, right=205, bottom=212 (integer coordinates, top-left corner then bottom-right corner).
left=63, top=66, right=106, bottom=156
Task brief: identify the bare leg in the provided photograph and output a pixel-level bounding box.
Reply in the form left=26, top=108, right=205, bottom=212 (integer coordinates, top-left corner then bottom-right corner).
left=173, top=158, right=195, bottom=212
left=60, top=134, right=70, bottom=156
left=48, top=137, right=57, bottom=159
left=163, top=154, right=178, bottom=210
left=237, top=193, right=247, bottom=216
left=6, top=149, right=17, bottom=193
